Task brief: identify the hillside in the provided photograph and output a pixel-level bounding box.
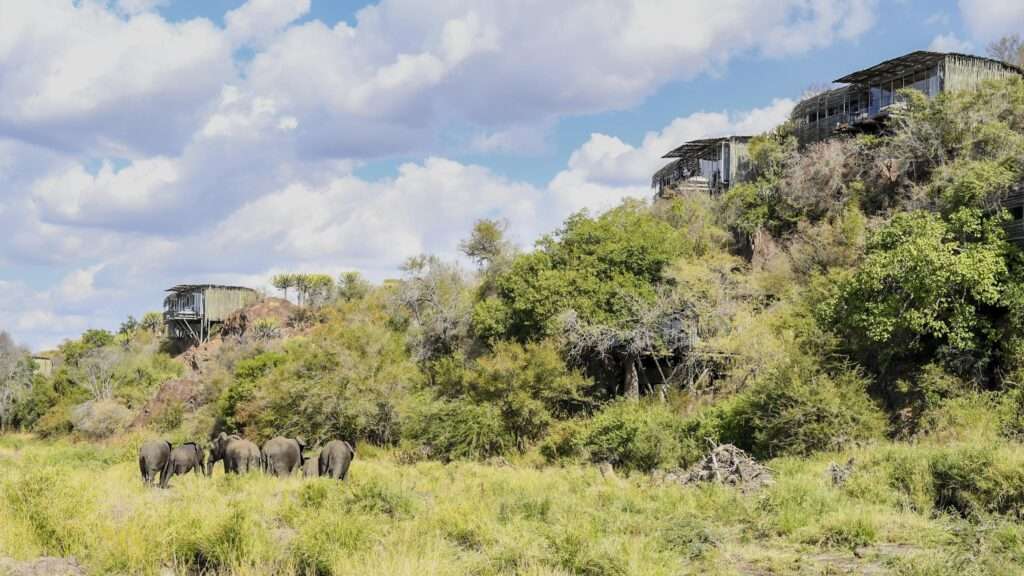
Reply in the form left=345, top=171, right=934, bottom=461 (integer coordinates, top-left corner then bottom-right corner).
left=4, top=78, right=1024, bottom=575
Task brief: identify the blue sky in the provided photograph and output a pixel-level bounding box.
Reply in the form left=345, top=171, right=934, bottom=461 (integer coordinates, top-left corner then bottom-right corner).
left=0, top=0, right=1021, bottom=350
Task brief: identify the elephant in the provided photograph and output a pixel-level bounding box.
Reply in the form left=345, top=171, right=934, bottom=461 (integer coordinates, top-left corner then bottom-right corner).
left=318, top=440, right=355, bottom=480
left=261, top=436, right=306, bottom=477
left=138, top=439, right=172, bottom=488
left=302, top=453, right=320, bottom=477
left=169, top=442, right=206, bottom=478
left=207, top=432, right=261, bottom=475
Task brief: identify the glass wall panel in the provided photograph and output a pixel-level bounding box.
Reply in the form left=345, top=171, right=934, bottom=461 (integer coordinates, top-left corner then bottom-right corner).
left=881, top=82, right=893, bottom=108
left=869, top=86, right=881, bottom=115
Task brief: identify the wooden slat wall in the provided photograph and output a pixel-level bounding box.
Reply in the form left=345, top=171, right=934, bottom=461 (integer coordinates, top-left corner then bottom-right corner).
left=203, top=288, right=259, bottom=322
left=945, top=54, right=1021, bottom=92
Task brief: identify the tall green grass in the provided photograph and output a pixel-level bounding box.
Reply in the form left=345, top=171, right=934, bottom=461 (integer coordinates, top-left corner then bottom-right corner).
left=1, top=435, right=1024, bottom=575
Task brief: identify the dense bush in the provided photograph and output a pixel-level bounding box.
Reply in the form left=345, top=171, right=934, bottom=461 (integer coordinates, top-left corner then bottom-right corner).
left=405, top=399, right=511, bottom=461
left=69, top=400, right=133, bottom=439
left=721, top=358, right=886, bottom=458
left=538, top=401, right=723, bottom=472
left=819, top=210, right=1011, bottom=381
left=435, top=340, right=591, bottom=450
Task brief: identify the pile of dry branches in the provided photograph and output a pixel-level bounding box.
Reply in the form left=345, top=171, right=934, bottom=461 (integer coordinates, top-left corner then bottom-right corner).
left=664, top=443, right=774, bottom=491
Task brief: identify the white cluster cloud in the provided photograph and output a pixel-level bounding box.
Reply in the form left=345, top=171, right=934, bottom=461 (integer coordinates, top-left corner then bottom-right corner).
left=928, top=33, right=974, bottom=54
left=31, top=157, right=180, bottom=225
left=0, top=1, right=233, bottom=155
left=0, top=0, right=873, bottom=349
left=561, top=99, right=796, bottom=189
left=957, top=0, right=1024, bottom=42
left=224, top=0, right=311, bottom=47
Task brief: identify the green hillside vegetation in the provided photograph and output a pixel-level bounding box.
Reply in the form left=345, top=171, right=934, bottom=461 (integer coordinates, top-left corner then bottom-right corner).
left=5, top=78, right=1024, bottom=573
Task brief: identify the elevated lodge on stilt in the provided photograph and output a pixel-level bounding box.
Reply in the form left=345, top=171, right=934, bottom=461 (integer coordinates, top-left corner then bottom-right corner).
left=652, top=136, right=753, bottom=198
left=163, top=284, right=259, bottom=345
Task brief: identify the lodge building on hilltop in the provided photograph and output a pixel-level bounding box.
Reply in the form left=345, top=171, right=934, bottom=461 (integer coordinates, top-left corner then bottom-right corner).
left=790, top=51, right=1023, bottom=146
left=163, top=284, right=259, bottom=345
left=652, top=50, right=1024, bottom=245
left=652, top=136, right=753, bottom=197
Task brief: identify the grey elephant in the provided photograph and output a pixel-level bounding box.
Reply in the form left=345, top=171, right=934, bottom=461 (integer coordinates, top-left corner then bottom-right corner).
left=169, top=442, right=206, bottom=478
left=302, top=452, right=320, bottom=477
left=319, top=440, right=355, bottom=480
left=207, top=432, right=261, bottom=475
left=261, top=436, right=306, bottom=477
left=138, top=439, right=172, bottom=488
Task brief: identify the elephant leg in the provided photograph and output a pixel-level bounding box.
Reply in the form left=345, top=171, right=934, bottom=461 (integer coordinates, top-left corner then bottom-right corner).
left=140, top=460, right=148, bottom=484
left=159, top=461, right=172, bottom=489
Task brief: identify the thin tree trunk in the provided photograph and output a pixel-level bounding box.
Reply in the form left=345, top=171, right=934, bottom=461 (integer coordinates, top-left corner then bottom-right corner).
left=651, top=356, right=669, bottom=402
left=623, top=355, right=639, bottom=401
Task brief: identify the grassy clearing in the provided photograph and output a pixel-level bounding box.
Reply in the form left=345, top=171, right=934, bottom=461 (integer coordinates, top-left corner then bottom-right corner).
left=1, top=435, right=1024, bottom=575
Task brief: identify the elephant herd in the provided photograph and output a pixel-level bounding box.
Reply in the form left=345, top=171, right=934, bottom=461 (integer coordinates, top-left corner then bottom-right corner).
left=138, top=432, right=355, bottom=488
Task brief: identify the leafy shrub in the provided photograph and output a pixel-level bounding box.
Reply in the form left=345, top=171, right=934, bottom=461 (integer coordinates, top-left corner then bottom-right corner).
left=217, top=351, right=286, bottom=434
left=580, top=401, right=692, bottom=472
left=538, top=419, right=589, bottom=462
left=152, top=400, right=185, bottom=433
left=33, top=402, right=75, bottom=438
left=405, top=399, right=511, bottom=461
left=722, top=359, right=886, bottom=458
left=69, top=400, right=133, bottom=439
left=441, top=340, right=591, bottom=451
left=288, top=307, right=322, bottom=329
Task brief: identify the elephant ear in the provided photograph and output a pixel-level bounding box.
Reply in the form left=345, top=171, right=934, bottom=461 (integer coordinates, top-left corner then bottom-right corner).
left=296, top=437, right=307, bottom=450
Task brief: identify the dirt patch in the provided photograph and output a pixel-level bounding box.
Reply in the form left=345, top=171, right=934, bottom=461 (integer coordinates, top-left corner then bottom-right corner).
left=663, top=444, right=774, bottom=492
left=806, top=543, right=920, bottom=575
left=130, top=377, right=201, bottom=429
left=0, top=557, right=85, bottom=576
left=221, top=298, right=298, bottom=340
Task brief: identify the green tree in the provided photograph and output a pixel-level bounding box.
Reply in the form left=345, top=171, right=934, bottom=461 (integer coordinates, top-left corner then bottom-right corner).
left=58, top=329, right=114, bottom=368
left=820, top=211, right=1009, bottom=380
left=477, top=201, right=686, bottom=342
left=140, top=312, right=164, bottom=335
left=272, top=273, right=297, bottom=302
left=474, top=201, right=687, bottom=398
left=443, top=340, right=591, bottom=451
left=337, top=271, right=371, bottom=302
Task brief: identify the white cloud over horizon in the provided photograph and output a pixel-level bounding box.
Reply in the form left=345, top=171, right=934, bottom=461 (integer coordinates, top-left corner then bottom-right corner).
left=957, top=0, right=1024, bottom=43
left=0, top=0, right=866, bottom=349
